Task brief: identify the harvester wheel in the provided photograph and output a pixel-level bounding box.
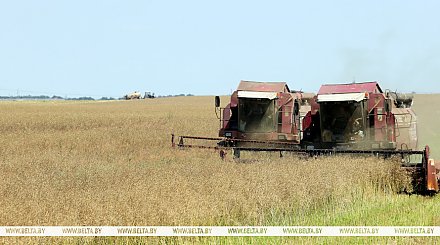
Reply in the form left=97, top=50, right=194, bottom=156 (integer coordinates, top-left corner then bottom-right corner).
left=233, top=149, right=240, bottom=159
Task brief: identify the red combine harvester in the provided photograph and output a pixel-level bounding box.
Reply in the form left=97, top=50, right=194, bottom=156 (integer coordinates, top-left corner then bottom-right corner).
left=218, top=81, right=302, bottom=145
left=301, top=82, right=438, bottom=193
left=172, top=80, right=440, bottom=193
left=174, top=81, right=305, bottom=158
left=302, top=82, right=416, bottom=150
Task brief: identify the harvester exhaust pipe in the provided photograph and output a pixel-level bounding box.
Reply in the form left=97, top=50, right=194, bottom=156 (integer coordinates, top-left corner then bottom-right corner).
left=215, top=96, right=220, bottom=108
left=215, top=96, right=221, bottom=119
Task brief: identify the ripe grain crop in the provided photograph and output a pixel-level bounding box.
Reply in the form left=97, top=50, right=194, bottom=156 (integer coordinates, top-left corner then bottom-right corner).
left=0, top=96, right=439, bottom=244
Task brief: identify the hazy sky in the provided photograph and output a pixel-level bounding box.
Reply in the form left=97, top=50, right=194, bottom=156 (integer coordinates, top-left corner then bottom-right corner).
left=1, top=0, right=439, bottom=98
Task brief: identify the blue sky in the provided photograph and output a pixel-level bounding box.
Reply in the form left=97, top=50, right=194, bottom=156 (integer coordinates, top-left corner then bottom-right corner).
left=0, top=0, right=439, bottom=98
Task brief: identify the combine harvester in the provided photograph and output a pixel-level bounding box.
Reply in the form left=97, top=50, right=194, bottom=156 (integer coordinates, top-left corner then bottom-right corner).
left=172, top=80, right=440, bottom=194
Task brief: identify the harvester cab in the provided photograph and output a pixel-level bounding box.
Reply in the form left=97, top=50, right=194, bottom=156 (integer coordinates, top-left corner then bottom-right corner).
left=217, top=80, right=302, bottom=146
left=304, top=82, right=400, bottom=150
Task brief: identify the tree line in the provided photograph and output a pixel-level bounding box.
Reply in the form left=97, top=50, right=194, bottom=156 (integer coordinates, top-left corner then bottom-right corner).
left=0, top=94, right=195, bottom=100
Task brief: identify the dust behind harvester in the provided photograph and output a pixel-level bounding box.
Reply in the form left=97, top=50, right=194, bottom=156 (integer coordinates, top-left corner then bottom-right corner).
left=172, top=80, right=440, bottom=194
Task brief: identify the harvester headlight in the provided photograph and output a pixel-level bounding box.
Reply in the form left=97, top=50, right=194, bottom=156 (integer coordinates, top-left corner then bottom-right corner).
left=225, top=132, right=232, bottom=137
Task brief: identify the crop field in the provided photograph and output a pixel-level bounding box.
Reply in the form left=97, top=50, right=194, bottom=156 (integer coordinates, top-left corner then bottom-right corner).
left=0, top=95, right=440, bottom=244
